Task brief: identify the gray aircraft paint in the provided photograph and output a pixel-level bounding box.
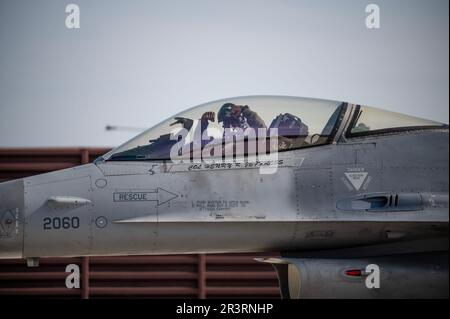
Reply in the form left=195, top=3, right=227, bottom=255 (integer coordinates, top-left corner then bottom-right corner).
left=0, top=97, right=448, bottom=298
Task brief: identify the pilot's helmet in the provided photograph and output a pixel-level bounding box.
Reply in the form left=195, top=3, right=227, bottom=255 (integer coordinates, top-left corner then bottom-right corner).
left=218, top=103, right=235, bottom=123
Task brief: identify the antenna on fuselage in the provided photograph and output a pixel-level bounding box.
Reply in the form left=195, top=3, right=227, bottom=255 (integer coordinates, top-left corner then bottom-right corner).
left=105, top=125, right=145, bottom=132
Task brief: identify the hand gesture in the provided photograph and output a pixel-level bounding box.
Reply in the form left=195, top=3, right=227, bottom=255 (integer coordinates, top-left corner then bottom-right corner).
left=201, top=111, right=215, bottom=122
left=170, top=117, right=194, bottom=131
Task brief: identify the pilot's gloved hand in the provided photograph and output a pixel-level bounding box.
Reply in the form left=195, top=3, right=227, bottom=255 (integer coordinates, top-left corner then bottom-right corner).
left=240, top=105, right=251, bottom=117
left=240, top=105, right=266, bottom=129
left=170, top=117, right=194, bottom=131
left=201, top=111, right=215, bottom=122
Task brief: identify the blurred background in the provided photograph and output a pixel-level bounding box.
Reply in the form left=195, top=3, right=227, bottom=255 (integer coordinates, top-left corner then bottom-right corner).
left=0, top=0, right=448, bottom=148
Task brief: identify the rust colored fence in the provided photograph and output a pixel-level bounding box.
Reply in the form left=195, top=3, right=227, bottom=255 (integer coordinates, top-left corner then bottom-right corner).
left=0, top=148, right=280, bottom=298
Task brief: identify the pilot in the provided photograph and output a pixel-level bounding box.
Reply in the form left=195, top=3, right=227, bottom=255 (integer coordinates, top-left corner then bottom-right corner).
left=195, top=104, right=267, bottom=156
left=199, top=103, right=266, bottom=136
left=217, top=103, right=266, bottom=131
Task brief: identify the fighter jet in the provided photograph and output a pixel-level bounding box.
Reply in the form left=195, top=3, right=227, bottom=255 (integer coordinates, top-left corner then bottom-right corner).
left=0, top=96, right=448, bottom=298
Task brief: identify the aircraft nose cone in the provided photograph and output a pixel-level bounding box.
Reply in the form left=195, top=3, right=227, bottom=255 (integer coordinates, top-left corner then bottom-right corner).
left=0, top=179, right=24, bottom=259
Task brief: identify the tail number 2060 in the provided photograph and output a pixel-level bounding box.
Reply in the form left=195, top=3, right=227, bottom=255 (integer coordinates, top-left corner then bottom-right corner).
left=43, top=217, right=80, bottom=230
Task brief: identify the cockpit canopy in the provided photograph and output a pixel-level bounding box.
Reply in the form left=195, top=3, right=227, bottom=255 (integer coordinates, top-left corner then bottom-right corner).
left=101, top=96, right=446, bottom=162
left=347, top=105, right=445, bottom=137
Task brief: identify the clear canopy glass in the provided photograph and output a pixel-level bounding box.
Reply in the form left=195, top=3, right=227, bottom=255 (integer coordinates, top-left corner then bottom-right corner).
left=349, top=105, right=446, bottom=135
left=102, top=96, right=344, bottom=161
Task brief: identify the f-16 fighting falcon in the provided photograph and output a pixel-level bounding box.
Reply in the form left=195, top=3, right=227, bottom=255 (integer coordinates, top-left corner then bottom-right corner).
left=0, top=96, right=448, bottom=298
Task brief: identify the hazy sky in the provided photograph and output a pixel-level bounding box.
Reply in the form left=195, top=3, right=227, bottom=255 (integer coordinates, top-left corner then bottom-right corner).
left=0, top=0, right=448, bottom=147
